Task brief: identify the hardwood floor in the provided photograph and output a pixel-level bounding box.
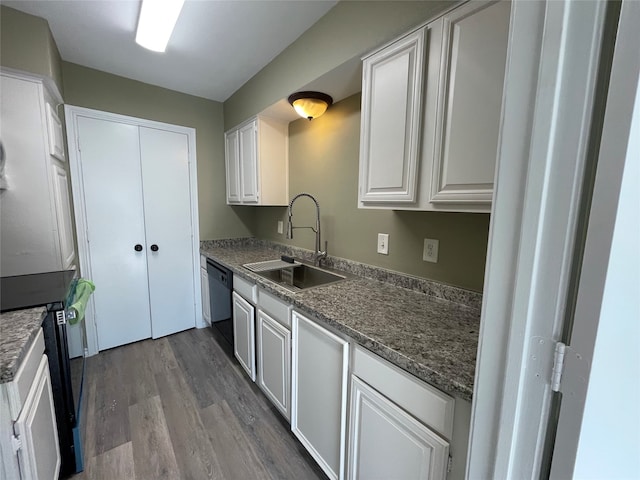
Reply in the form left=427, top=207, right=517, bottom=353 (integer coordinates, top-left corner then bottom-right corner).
left=71, top=327, right=327, bottom=480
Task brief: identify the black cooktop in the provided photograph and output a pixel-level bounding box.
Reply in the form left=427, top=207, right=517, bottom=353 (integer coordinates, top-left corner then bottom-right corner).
left=0, top=270, right=77, bottom=313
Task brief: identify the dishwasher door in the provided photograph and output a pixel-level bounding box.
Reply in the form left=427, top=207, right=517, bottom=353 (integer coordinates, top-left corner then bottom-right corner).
left=207, top=259, right=233, bottom=346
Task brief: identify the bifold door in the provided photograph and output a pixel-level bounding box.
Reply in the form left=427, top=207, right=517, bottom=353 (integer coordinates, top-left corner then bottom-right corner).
left=76, top=116, right=195, bottom=350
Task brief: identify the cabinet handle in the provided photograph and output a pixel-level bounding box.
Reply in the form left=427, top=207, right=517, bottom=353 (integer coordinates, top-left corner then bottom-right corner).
left=134, top=244, right=143, bottom=252
left=150, top=244, right=159, bottom=252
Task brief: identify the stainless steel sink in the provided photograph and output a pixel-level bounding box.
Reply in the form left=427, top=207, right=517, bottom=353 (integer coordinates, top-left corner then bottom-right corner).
left=243, top=261, right=346, bottom=292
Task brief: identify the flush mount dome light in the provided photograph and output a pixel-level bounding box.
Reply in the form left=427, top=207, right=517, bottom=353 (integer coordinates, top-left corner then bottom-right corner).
left=136, top=0, right=185, bottom=53
left=288, top=91, right=333, bottom=120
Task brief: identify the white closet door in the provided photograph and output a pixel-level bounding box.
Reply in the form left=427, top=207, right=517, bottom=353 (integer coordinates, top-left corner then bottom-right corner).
left=77, top=116, right=152, bottom=350
left=139, top=127, right=195, bottom=338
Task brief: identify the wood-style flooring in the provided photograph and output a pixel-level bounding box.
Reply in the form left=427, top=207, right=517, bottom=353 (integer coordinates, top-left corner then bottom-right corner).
left=71, top=327, right=326, bottom=480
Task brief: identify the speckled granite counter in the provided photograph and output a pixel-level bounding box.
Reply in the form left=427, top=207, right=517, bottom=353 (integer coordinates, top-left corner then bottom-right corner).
left=201, top=241, right=481, bottom=401
left=0, top=307, right=46, bottom=383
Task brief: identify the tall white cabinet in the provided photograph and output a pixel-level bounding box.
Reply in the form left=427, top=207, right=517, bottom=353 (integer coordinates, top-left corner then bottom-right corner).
left=358, top=0, right=511, bottom=213
left=0, top=70, right=76, bottom=276
left=225, top=115, right=288, bottom=206
left=65, top=107, right=201, bottom=354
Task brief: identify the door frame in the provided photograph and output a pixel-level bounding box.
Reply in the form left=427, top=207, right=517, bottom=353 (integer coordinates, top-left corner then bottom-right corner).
left=467, top=0, right=634, bottom=477
left=64, top=105, right=202, bottom=356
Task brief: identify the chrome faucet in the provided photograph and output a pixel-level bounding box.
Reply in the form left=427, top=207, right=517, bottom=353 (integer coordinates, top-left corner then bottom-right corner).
left=286, top=192, right=327, bottom=266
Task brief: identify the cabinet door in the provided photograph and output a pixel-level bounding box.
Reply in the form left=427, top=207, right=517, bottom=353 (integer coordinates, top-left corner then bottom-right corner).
left=348, top=376, right=449, bottom=480
left=46, top=103, right=65, bottom=161
left=50, top=162, right=76, bottom=269
left=257, top=310, right=291, bottom=420
left=292, top=311, right=349, bottom=480
left=359, top=28, right=426, bottom=204
left=238, top=120, right=259, bottom=203
left=225, top=129, right=241, bottom=204
left=430, top=0, right=511, bottom=204
left=232, top=292, right=256, bottom=381
left=14, top=355, right=61, bottom=480
left=201, top=267, right=211, bottom=325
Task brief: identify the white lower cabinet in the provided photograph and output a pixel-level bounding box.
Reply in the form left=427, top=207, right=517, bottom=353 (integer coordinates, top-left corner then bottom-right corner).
left=14, top=355, right=60, bottom=480
left=257, top=310, right=291, bottom=419
left=348, top=345, right=458, bottom=480
left=1, top=329, right=60, bottom=480
left=256, top=289, right=292, bottom=421
left=232, top=291, right=256, bottom=381
left=292, top=311, right=349, bottom=480
left=348, top=376, right=449, bottom=480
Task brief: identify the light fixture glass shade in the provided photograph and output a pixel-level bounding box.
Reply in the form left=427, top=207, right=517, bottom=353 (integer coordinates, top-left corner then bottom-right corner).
left=136, top=0, right=185, bottom=53
left=288, top=92, right=333, bottom=120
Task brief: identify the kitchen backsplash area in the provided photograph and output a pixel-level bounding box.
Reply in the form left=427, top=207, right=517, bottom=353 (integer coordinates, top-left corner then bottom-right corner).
left=201, top=238, right=482, bottom=311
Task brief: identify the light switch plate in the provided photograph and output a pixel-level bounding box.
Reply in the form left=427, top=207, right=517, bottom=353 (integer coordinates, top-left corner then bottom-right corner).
left=423, top=238, right=439, bottom=263
left=377, top=233, right=389, bottom=255
left=277, top=221, right=283, bottom=234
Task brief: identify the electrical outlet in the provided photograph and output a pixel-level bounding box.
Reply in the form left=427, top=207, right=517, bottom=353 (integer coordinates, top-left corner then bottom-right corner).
left=423, top=238, right=439, bottom=263
left=277, top=221, right=283, bottom=234
left=377, top=233, right=389, bottom=255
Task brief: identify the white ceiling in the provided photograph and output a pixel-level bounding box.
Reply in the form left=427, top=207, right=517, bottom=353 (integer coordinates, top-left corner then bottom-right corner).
left=3, top=0, right=338, bottom=102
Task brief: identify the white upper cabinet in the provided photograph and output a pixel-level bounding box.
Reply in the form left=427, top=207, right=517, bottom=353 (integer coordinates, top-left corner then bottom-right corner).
left=359, top=28, right=426, bottom=203
left=225, top=115, right=288, bottom=206
left=238, top=121, right=259, bottom=203
left=358, top=0, right=511, bottom=213
left=0, top=70, right=76, bottom=275
left=430, top=0, right=511, bottom=205
left=225, top=128, right=241, bottom=203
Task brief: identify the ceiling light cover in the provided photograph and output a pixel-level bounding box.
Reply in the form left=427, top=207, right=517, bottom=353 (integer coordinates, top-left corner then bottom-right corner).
left=136, top=0, right=185, bottom=53
left=288, top=91, right=333, bottom=120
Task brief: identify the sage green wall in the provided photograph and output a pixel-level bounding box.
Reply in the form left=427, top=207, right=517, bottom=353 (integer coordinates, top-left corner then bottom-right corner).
left=61, top=62, right=254, bottom=240
left=0, top=6, right=63, bottom=91
left=253, top=95, right=490, bottom=292
left=224, top=0, right=454, bottom=129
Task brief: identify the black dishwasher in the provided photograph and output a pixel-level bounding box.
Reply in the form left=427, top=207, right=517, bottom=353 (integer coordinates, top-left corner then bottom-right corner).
left=207, top=259, right=233, bottom=347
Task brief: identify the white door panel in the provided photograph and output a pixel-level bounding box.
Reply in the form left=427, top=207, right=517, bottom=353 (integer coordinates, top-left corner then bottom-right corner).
left=139, top=127, right=195, bottom=338
left=77, top=116, right=152, bottom=350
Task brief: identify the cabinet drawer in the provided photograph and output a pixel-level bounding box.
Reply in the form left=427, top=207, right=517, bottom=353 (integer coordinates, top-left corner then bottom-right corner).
left=234, top=275, right=257, bottom=304
left=258, top=288, right=291, bottom=328
left=352, top=345, right=454, bottom=440
left=7, top=328, right=45, bottom=420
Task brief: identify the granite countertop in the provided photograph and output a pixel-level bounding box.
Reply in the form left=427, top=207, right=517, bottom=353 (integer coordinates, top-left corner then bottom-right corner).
left=201, top=243, right=480, bottom=401
left=0, top=307, right=46, bottom=383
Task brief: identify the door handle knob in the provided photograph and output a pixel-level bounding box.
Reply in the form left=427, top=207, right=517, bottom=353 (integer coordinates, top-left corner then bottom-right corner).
left=134, top=244, right=143, bottom=252
left=150, top=244, right=159, bottom=252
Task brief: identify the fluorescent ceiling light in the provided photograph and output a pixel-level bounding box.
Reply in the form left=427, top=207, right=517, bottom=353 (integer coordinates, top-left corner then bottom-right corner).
left=136, top=0, right=185, bottom=53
